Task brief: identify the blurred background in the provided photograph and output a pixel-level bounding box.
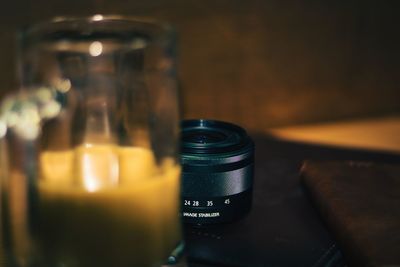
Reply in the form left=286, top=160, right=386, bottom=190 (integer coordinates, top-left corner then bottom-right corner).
left=0, top=0, right=399, bottom=148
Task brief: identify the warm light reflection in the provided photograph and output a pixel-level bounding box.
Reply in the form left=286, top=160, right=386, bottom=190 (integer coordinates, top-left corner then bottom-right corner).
left=82, top=153, right=101, bottom=192
left=0, top=120, right=6, bottom=138
left=92, top=14, right=104, bottom=21
left=55, top=78, right=71, bottom=93
left=89, top=41, right=103, bottom=57
left=268, top=116, right=400, bottom=153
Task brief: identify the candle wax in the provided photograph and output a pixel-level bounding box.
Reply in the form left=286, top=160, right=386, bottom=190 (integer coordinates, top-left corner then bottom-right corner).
left=35, top=145, right=181, bottom=267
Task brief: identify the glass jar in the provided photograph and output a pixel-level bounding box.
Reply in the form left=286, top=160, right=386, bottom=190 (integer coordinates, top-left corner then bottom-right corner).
left=0, top=15, right=183, bottom=267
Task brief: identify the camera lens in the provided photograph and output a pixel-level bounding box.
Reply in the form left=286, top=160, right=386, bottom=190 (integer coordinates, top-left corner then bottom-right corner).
left=180, top=119, right=254, bottom=225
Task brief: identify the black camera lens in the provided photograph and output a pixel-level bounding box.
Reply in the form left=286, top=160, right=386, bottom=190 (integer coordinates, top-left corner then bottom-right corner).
left=180, top=119, right=254, bottom=225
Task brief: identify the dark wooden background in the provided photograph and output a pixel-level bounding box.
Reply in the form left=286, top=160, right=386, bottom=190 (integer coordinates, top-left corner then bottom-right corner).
left=1, top=0, right=399, bottom=131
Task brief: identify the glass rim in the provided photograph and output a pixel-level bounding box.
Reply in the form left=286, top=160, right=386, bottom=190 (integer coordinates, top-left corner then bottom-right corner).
left=21, top=14, right=175, bottom=46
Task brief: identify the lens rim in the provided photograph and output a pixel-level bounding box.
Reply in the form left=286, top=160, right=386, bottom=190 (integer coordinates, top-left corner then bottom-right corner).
left=181, top=119, right=252, bottom=154
left=22, top=15, right=174, bottom=47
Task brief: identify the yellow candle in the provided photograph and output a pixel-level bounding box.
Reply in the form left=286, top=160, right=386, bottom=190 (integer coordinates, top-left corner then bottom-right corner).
left=37, top=145, right=181, bottom=267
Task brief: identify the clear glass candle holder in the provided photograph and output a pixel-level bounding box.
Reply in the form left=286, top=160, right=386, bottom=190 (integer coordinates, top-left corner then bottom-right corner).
left=0, top=15, right=183, bottom=267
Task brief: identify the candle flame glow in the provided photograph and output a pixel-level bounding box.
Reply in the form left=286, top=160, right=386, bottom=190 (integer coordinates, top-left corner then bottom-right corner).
left=80, top=145, right=119, bottom=192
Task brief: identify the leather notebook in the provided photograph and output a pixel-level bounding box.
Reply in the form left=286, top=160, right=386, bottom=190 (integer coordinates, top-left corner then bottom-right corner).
left=301, top=161, right=400, bottom=267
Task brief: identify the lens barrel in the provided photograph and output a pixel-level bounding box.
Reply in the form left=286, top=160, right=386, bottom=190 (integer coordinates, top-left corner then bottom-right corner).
left=180, top=119, right=254, bottom=225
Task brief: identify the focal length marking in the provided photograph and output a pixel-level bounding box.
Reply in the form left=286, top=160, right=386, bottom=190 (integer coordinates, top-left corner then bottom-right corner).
left=183, top=198, right=231, bottom=207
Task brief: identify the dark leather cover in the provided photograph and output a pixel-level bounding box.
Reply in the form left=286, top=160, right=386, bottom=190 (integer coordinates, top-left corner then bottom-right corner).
left=301, top=161, right=400, bottom=267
